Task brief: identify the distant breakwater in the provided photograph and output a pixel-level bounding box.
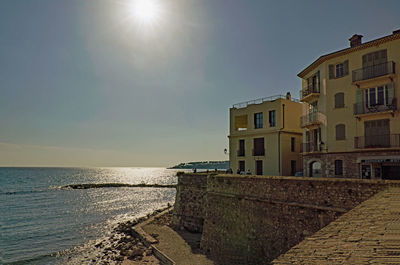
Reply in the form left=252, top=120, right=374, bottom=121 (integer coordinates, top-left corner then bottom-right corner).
left=62, top=183, right=176, bottom=189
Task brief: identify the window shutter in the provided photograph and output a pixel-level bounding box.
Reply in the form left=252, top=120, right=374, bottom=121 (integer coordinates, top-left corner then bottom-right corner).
left=336, top=124, right=345, bottom=140
left=387, top=82, right=395, bottom=106
left=343, top=60, right=349, bottom=76
left=329, top=65, right=334, bottom=79
left=335, top=93, right=344, bottom=108
left=355, top=89, right=363, bottom=114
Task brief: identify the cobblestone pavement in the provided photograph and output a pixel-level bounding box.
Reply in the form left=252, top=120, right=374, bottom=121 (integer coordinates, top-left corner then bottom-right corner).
left=273, top=187, right=400, bottom=264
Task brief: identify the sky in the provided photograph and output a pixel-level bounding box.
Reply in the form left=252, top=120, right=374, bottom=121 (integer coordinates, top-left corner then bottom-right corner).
left=0, top=0, right=399, bottom=167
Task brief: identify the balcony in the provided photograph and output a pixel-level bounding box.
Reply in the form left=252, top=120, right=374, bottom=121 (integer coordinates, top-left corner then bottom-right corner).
left=352, top=61, right=395, bottom=83
left=237, top=149, right=245, bottom=157
left=300, top=85, right=320, bottom=102
left=354, top=134, right=400, bottom=149
left=302, top=142, right=321, bottom=153
left=354, top=99, right=397, bottom=116
left=301, top=112, right=324, bottom=128
left=252, top=148, right=265, bottom=156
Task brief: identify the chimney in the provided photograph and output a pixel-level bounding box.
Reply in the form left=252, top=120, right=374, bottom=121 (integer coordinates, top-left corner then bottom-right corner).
left=286, top=92, right=291, bottom=100
left=349, top=34, right=363, bottom=47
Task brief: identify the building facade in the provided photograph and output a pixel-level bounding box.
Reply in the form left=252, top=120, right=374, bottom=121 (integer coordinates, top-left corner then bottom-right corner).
left=229, top=94, right=303, bottom=176
left=299, top=30, right=400, bottom=180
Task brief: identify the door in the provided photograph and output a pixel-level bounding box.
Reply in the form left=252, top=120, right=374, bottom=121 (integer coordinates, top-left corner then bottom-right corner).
left=238, top=139, right=245, bottom=156
left=239, top=161, right=245, bottom=173
left=291, top=160, right=296, bottom=176
left=256, top=160, right=263, bottom=175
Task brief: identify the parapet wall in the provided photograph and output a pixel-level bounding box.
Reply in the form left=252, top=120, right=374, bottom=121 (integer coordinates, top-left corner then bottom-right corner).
left=173, top=173, right=400, bottom=264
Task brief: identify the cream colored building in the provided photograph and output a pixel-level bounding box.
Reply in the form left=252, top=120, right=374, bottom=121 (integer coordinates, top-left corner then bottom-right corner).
left=229, top=93, right=303, bottom=176
left=299, top=30, right=400, bottom=179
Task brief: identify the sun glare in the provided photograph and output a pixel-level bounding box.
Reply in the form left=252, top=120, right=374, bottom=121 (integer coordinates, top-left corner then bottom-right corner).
left=130, top=0, right=161, bottom=25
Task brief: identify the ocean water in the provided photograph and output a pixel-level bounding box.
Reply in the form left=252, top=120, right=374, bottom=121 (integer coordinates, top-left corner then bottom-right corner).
left=0, top=167, right=182, bottom=264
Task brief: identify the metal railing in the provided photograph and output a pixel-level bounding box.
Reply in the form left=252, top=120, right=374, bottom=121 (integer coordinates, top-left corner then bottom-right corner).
left=300, top=84, right=320, bottom=99
left=354, top=134, right=400, bottom=149
left=252, top=148, right=265, bottom=156
left=302, top=142, right=321, bottom=153
left=233, top=94, right=300, bottom=109
left=237, top=149, right=245, bottom=157
left=301, top=111, right=323, bottom=127
left=354, top=99, right=397, bottom=115
left=352, top=61, right=395, bottom=82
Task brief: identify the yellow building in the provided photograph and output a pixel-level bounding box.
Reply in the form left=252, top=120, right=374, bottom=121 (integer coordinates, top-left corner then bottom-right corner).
left=229, top=93, right=303, bottom=176
left=299, top=30, right=400, bottom=179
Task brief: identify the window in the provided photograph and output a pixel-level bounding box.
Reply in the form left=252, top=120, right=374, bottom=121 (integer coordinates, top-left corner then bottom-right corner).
left=336, top=63, right=344, bottom=78
left=335, top=160, right=343, bottom=176
left=309, top=101, right=318, bottom=112
left=336, top=124, right=346, bottom=140
left=334, top=93, right=344, bottom=108
left=269, top=110, right=276, bottom=127
left=253, top=138, right=265, bottom=156
left=291, top=137, right=295, bottom=152
left=365, top=85, right=390, bottom=107
left=254, top=112, right=263, bottom=129
left=329, top=60, right=349, bottom=79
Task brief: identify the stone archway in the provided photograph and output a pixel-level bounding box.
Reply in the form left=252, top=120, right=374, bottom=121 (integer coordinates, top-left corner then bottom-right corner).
left=309, top=160, right=322, bottom=178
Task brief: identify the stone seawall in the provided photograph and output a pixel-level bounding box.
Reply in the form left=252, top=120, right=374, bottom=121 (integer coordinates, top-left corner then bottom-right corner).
left=173, top=173, right=400, bottom=264
left=172, top=172, right=209, bottom=233
left=201, top=175, right=399, bottom=264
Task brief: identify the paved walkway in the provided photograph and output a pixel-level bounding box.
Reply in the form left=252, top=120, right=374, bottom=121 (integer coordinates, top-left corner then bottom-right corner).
left=273, top=187, right=400, bottom=264
left=142, top=224, right=214, bottom=265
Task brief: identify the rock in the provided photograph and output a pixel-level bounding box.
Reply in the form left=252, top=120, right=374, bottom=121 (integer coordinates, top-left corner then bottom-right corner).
left=95, top=242, right=103, bottom=248
left=128, top=247, right=144, bottom=258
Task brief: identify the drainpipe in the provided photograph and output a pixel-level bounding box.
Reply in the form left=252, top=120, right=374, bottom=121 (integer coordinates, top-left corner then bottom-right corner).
left=278, top=104, right=285, bottom=175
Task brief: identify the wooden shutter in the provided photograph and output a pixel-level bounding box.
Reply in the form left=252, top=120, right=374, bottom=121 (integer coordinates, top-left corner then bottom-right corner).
left=387, top=82, right=395, bottom=105
left=336, top=124, right=346, bottom=140
left=343, top=60, right=349, bottom=75
left=329, top=65, right=334, bottom=79
left=355, top=89, right=363, bottom=114
left=335, top=93, right=344, bottom=108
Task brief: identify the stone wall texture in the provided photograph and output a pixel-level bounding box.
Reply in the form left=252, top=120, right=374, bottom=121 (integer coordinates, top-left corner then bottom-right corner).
left=173, top=173, right=400, bottom=264
left=172, top=172, right=209, bottom=233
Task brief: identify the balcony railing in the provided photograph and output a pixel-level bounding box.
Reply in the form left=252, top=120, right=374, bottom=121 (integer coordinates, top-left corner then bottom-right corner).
left=233, top=94, right=299, bottom=109
left=354, top=134, right=400, bottom=149
left=252, top=148, right=265, bottom=156
left=301, top=111, right=323, bottom=127
left=237, top=149, right=245, bottom=157
left=302, top=142, right=321, bottom=153
left=352, top=61, right=395, bottom=82
left=300, top=84, right=320, bottom=99
left=354, top=99, right=397, bottom=115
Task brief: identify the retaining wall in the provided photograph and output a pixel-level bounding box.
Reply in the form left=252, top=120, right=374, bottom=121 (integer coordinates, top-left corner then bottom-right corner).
left=173, top=173, right=400, bottom=264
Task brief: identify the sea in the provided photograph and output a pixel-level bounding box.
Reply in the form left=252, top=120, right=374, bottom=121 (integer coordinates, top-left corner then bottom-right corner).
left=0, top=167, right=185, bottom=265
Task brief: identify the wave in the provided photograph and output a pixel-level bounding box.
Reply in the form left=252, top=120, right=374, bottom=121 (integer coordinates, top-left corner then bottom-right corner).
left=60, top=183, right=176, bottom=189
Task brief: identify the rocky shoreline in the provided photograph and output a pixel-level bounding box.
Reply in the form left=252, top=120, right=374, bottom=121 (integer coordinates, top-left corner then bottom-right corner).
left=62, top=205, right=173, bottom=265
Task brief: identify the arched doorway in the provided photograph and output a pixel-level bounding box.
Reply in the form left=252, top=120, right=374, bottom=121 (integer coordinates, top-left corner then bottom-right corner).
left=309, top=161, right=322, bottom=178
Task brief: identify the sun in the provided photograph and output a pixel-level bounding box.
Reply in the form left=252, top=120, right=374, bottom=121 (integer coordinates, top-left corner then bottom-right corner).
left=130, top=0, right=161, bottom=25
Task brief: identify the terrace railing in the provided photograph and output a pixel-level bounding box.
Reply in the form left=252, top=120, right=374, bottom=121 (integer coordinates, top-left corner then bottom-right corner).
left=352, top=61, right=395, bottom=82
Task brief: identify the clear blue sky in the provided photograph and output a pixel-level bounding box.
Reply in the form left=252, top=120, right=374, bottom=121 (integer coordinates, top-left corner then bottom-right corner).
left=0, top=0, right=399, bottom=167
